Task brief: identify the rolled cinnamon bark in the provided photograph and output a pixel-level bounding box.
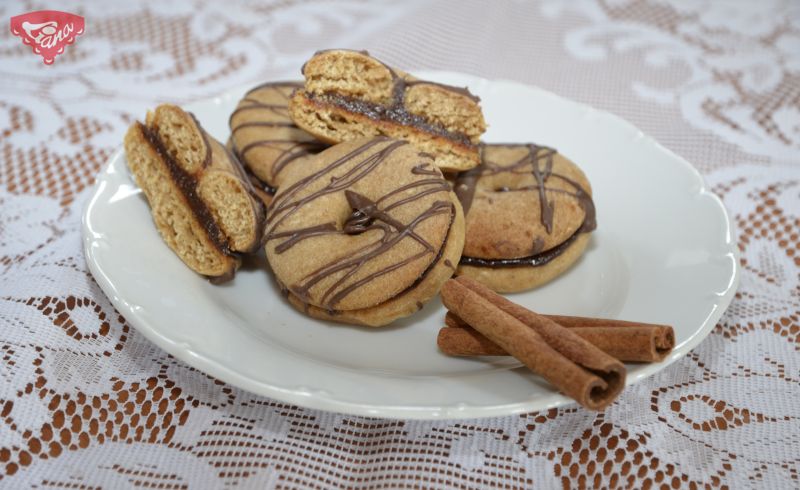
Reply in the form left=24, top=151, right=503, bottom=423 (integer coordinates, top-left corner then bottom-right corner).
left=442, top=312, right=674, bottom=362
left=440, top=276, right=626, bottom=410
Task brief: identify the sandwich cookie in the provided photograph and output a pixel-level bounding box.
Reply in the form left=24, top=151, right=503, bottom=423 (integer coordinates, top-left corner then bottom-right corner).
left=454, top=144, right=595, bottom=292
left=289, top=49, right=486, bottom=172
left=124, top=104, right=266, bottom=281
left=264, top=137, right=465, bottom=327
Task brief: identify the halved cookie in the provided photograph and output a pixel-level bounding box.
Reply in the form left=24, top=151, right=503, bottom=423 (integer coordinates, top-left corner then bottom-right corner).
left=454, top=144, right=596, bottom=292
left=229, top=81, right=328, bottom=203
left=265, top=137, right=465, bottom=327
left=289, top=49, right=486, bottom=172
left=124, top=104, right=266, bottom=281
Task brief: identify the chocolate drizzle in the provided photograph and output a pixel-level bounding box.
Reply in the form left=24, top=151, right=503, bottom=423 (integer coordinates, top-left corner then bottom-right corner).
left=455, top=143, right=596, bottom=269
left=529, top=145, right=556, bottom=233
left=411, top=162, right=440, bottom=176
left=379, top=178, right=451, bottom=211
left=229, top=82, right=327, bottom=185
left=343, top=190, right=436, bottom=253
left=343, top=192, right=380, bottom=234
left=302, top=198, right=452, bottom=309
left=272, top=223, right=337, bottom=254
left=265, top=138, right=455, bottom=312
left=453, top=167, right=481, bottom=215
left=266, top=138, right=399, bottom=232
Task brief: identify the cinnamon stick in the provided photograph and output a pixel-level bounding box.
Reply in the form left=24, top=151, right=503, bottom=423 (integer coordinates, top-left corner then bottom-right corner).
left=440, top=276, right=626, bottom=410
left=441, top=312, right=674, bottom=362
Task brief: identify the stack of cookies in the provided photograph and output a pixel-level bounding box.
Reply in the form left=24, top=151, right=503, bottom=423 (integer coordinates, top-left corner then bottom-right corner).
left=124, top=49, right=597, bottom=327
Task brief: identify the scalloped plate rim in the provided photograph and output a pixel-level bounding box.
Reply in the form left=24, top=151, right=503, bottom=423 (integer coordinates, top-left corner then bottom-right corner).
left=82, top=71, right=740, bottom=419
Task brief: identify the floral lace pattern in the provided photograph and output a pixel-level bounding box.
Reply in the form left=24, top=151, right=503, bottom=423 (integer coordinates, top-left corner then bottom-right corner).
left=1, top=0, right=798, bottom=487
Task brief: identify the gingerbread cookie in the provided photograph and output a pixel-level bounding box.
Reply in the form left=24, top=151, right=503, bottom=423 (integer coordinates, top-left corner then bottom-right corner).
left=289, top=49, right=486, bottom=172
left=124, top=104, right=266, bottom=281
left=265, top=137, right=465, bottom=327
left=454, top=144, right=595, bottom=292
left=229, top=82, right=327, bottom=203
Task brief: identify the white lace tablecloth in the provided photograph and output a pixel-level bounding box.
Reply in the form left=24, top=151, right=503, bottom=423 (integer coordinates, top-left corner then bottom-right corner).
left=1, top=0, right=798, bottom=487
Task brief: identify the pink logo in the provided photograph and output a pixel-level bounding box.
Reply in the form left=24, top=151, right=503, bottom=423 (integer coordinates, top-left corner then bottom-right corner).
left=10, top=10, right=85, bottom=65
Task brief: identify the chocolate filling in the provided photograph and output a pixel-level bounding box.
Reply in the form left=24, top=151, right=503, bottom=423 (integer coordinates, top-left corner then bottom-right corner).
left=138, top=122, right=231, bottom=256
left=306, top=91, right=475, bottom=148
left=459, top=225, right=583, bottom=268
left=302, top=52, right=480, bottom=149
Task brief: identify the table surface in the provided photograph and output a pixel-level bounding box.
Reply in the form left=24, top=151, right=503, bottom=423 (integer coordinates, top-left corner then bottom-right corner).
left=1, top=0, right=798, bottom=488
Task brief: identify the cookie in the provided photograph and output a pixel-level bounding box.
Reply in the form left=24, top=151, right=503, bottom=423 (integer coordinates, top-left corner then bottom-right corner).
left=265, top=137, right=465, bottom=327
left=288, top=49, right=486, bottom=172
left=124, top=104, right=266, bottom=281
left=229, top=82, right=327, bottom=201
left=454, top=144, right=595, bottom=293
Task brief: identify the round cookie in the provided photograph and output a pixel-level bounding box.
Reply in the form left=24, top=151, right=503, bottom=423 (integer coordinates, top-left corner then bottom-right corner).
left=265, top=137, right=465, bottom=327
left=229, top=81, right=328, bottom=199
left=454, top=144, right=595, bottom=293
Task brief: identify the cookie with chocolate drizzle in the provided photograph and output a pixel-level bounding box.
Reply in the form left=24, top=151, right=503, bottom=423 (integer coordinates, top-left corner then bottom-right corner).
left=288, top=49, right=486, bottom=173
left=228, top=81, right=328, bottom=204
left=265, top=137, right=465, bottom=327
left=124, top=104, right=266, bottom=281
left=454, top=144, right=596, bottom=292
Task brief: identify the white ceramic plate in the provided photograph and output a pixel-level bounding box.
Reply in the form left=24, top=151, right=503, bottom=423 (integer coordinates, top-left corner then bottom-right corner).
left=83, top=71, right=739, bottom=419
